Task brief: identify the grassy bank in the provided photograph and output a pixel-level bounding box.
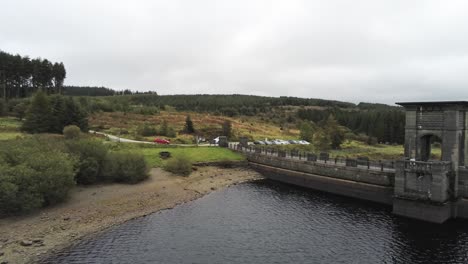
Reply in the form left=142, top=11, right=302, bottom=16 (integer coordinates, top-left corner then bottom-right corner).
left=106, top=142, right=245, bottom=167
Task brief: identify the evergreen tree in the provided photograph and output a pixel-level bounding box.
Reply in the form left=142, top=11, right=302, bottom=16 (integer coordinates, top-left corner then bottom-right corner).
left=184, top=115, right=195, bottom=133
left=313, top=128, right=332, bottom=151
left=325, top=115, right=345, bottom=149
left=39, top=59, right=53, bottom=92
left=0, top=50, right=66, bottom=100
left=52, top=62, right=66, bottom=94
left=160, top=119, right=168, bottom=136
left=49, top=95, right=67, bottom=133
left=64, top=97, right=88, bottom=131
left=299, top=121, right=315, bottom=142
left=222, top=120, right=232, bottom=138
left=22, top=91, right=52, bottom=133
left=63, top=86, right=116, bottom=96
left=22, top=94, right=88, bottom=134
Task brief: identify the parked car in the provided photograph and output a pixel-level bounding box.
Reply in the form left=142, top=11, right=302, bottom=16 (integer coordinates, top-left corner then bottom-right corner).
left=288, top=140, right=300, bottom=144
left=298, top=140, right=310, bottom=145
left=274, top=139, right=289, bottom=145
left=154, top=138, right=170, bottom=144
left=264, top=140, right=274, bottom=145
left=254, top=140, right=265, bottom=145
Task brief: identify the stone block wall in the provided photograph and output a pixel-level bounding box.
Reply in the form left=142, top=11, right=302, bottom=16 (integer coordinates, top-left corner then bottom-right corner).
left=458, top=167, right=468, bottom=197
left=395, top=160, right=452, bottom=203
left=251, top=163, right=394, bottom=205
left=247, top=153, right=394, bottom=187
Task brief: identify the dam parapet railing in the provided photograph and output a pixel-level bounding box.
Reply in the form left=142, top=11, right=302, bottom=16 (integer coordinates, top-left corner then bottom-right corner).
left=229, top=143, right=396, bottom=173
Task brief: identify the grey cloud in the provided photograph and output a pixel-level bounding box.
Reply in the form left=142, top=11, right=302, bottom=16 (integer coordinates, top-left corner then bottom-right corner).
left=2, top=0, right=468, bottom=105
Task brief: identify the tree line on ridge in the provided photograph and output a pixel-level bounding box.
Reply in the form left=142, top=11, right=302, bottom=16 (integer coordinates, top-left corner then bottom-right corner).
left=0, top=50, right=66, bottom=100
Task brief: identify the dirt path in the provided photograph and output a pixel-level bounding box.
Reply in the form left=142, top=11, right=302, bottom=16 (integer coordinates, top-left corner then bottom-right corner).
left=0, top=167, right=262, bottom=264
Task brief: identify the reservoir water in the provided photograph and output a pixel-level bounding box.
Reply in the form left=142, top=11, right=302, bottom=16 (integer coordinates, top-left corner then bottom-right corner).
left=46, top=180, right=468, bottom=263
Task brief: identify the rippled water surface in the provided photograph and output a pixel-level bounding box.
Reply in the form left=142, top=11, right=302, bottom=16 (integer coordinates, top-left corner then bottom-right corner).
left=47, top=180, right=468, bottom=263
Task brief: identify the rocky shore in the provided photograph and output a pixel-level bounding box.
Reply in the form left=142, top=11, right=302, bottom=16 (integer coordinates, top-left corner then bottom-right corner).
left=0, top=166, right=262, bottom=264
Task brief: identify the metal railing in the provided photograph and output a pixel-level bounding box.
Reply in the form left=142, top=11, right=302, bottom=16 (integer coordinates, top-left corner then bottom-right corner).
left=229, top=144, right=396, bottom=172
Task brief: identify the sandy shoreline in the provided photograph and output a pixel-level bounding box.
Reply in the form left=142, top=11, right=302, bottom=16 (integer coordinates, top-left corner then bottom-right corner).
left=0, top=166, right=262, bottom=264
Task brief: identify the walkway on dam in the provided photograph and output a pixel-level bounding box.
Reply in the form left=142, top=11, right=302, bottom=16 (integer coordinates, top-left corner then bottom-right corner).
left=230, top=144, right=396, bottom=173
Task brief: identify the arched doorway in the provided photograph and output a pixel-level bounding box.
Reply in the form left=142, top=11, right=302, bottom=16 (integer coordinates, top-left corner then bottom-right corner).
left=419, top=134, right=442, bottom=161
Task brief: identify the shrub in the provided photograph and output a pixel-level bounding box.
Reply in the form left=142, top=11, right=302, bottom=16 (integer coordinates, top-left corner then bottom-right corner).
left=77, top=157, right=100, bottom=184
left=102, top=152, right=149, bottom=183
left=166, top=127, right=177, bottom=138
left=65, top=139, right=109, bottom=184
left=63, top=125, right=81, bottom=139
left=367, top=136, right=378, bottom=146
left=137, top=123, right=157, bottom=137
left=13, top=102, right=28, bottom=120
left=163, top=154, right=192, bottom=176
left=0, top=139, right=76, bottom=214
left=21, top=136, right=68, bottom=156
left=158, top=120, right=176, bottom=138
left=133, top=106, right=159, bottom=115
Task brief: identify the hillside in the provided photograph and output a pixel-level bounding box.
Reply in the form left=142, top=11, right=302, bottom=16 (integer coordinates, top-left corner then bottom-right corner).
left=83, top=94, right=404, bottom=143
left=89, top=111, right=300, bottom=143
left=1, top=92, right=405, bottom=144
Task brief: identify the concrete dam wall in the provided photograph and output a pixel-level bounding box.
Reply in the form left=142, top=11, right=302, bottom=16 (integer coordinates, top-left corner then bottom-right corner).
left=241, top=150, right=468, bottom=223
left=246, top=153, right=394, bottom=205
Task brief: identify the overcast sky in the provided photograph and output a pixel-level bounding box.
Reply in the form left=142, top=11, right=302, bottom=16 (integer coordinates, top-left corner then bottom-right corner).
left=2, top=0, right=468, bottom=104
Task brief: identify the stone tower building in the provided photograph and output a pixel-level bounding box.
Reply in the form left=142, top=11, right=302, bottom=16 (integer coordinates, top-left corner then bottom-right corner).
left=394, top=101, right=468, bottom=223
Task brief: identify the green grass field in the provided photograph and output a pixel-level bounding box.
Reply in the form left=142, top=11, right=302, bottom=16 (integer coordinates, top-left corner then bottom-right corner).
left=0, top=117, right=23, bottom=140
left=0, top=132, right=24, bottom=140
left=0, top=117, right=21, bottom=130
left=106, top=143, right=245, bottom=167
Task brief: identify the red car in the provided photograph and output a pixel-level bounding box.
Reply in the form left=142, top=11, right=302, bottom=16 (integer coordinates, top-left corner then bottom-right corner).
left=154, top=138, right=170, bottom=144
